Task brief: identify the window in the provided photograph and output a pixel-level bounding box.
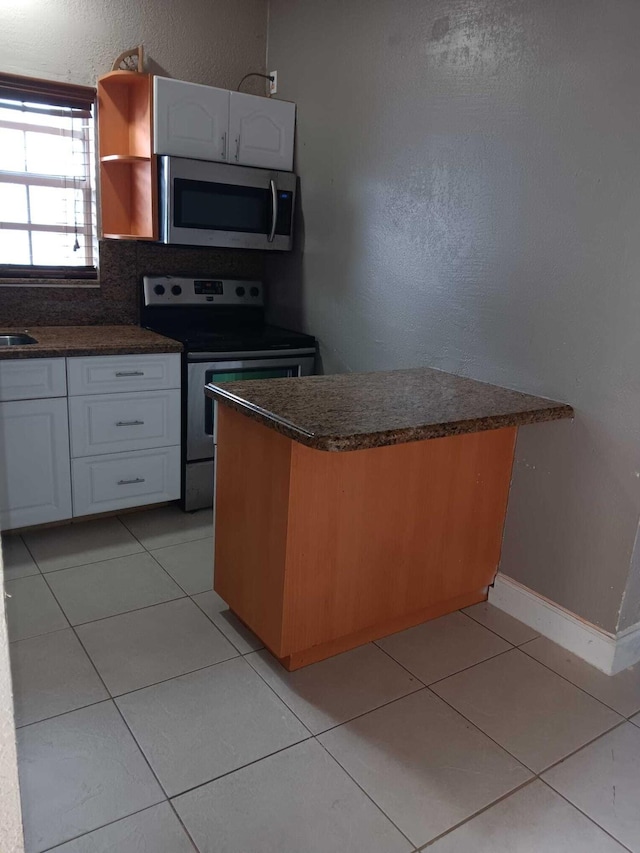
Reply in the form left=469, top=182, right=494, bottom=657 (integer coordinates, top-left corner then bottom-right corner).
left=0, top=73, right=98, bottom=280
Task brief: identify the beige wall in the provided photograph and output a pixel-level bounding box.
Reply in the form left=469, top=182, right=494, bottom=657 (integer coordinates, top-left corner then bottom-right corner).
left=267, top=0, right=640, bottom=633
left=1, top=0, right=267, bottom=91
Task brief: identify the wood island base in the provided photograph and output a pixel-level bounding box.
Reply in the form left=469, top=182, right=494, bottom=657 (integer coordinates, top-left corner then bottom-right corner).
left=214, top=405, right=517, bottom=671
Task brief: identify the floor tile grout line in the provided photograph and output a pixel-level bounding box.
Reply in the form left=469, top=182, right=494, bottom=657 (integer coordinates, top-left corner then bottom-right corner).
left=146, top=532, right=214, bottom=553
left=20, top=519, right=145, bottom=574
left=384, top=642, right=515, bottom=691
left=459, top=606, right=539, bottom=647
left=517, top=639, right=640, bottom=720
left=38, top=800, right=174, bottom=853
left=242, top=647, right=425, bottom=739
left=423, top=682, right=536, bottom=774
left=65, top=589, right=189, bottom=629
left=167, top=799, right=203, bottom=853
left=187, top=590, right=264, bottom=656
left=538, top=776, right=635, bottom=853
left=144, top=546, right=207, bottom=598
left=429, top=679, right=627, bottom=778
left=14, top=651, right=242, bottom=730
left=166, top=735, right=316, bottom=802
left=414, top=776, right=541, bottom=851
left=8, top=624, right=70, bottom=648
left=117, top=508, right=213, bottom=553
left=34, top=546, right=144, bottom=575
left=111, top=693, right=174, bottom=800
left=536, top=717, right=628, bottom=776
left=101, top=653, right=242, bottom=703
left=311, top=736, right=418, bottom=850
left=372, top=641, right=429, bottom=686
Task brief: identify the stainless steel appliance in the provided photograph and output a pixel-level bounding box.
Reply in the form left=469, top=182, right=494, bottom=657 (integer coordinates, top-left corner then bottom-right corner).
left=159, top=157, right=296, bottom=250
left=141, top=275, right=316, bottom=510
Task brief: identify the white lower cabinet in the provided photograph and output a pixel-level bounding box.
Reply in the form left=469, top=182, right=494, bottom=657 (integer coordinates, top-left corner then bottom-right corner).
left=0, top=353, right=181, bottom=530
left=0, top=397, right=72, bottom=530
left=72, top=446, right=180, bottom=517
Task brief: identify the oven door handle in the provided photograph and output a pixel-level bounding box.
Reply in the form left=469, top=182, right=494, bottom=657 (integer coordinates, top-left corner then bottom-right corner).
left=268, top=179, right=278, bottom=243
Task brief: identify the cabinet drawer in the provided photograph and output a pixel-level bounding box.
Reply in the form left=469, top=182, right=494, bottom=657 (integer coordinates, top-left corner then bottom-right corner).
left=72, top=446, right=180, bottom=516
left=67, top=354, right=181, bottom=396
left=0, top=358, right=66, bottom=402
left=69, top=390, right=180, bottom=457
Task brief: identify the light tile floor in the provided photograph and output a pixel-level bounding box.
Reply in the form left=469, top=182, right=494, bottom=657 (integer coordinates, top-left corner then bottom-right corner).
left=1, top=506, right=639, bottom=852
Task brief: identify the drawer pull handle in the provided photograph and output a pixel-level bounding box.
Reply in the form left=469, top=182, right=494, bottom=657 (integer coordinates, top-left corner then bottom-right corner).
left=115, top=420, right=145, bottom=427
left=117, top=477, right=145, bottom=486
left=115, top=370, right=144, bottom=377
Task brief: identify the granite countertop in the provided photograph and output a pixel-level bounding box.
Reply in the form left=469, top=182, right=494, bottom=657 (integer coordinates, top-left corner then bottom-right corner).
left=0, top=325, right=182, bottom=359
left=205, top=366, right=573, bottom=451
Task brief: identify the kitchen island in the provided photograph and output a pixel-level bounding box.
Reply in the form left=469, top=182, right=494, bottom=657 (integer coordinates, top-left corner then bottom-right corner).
left=205, top=368, right=573, bottom=670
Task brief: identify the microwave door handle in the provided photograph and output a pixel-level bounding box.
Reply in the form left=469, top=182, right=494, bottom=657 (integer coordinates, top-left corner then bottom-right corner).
left=268, top=179, right=278, bottom=243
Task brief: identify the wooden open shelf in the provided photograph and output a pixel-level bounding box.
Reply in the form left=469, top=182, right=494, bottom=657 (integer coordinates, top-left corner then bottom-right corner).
left=99, top=156, right=158, bottom=240
left=100, top=154, right=151, bottom=163
left=97, top=71, right=157, bottom=240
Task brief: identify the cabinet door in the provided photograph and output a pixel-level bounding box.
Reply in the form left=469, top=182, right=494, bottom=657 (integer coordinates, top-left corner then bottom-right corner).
left=154, top=77, right=230, bottom=162
left=0, top=397, right=72, bottom=530
left=229, top=92, right=295, bottom=171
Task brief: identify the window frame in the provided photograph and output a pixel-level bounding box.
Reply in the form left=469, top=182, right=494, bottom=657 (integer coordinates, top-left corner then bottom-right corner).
left=0, top=73, right=98, bottom=282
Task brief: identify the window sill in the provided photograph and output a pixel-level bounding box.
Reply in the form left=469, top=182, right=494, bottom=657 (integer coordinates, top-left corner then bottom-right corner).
left=0, top=278, right=100, bottom=289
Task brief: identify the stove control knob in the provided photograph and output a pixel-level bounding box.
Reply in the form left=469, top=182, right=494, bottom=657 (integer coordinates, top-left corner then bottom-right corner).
left=171, top=285, right=182, bottom=296
left=235, top=286, right=246, bottom=297
left=153, top=284, right=165, bottom=296
left=250, top=286, right=260, bottom=298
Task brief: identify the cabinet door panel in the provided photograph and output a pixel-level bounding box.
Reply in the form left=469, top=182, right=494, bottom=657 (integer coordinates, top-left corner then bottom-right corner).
left=154, top=77, right=230, bottom=162
left=0, top=397, right=72, bottom=530
left=229, top=92, right=295, bottom=171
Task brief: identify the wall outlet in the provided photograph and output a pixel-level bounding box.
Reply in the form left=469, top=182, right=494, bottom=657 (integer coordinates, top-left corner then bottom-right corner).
left=269, top=70, right=278, bottom=95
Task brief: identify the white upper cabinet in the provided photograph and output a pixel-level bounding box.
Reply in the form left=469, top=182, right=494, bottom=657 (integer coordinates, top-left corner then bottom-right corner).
left=154, top=77, right=230, bottom=162
left=153, top=77, right=296, bottom=172
left=229, top=91, right=295, bottom=171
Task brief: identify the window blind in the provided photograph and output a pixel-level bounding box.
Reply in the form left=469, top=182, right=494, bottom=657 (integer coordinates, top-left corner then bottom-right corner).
left=0, top=73, right=98, bottom=279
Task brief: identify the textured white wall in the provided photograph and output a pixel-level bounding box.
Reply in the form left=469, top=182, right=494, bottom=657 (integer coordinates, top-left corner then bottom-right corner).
left=1, top=0, right=267, bottom=91
left=267, top=0, right=640, bottom=632
left=0, top=550, right=24, bottom=853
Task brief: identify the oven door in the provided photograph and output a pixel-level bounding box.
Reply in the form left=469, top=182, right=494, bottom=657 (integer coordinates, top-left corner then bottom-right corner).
left=160, top=156, right=296, bottom=251
left=187, top=351, right=315, bottom=463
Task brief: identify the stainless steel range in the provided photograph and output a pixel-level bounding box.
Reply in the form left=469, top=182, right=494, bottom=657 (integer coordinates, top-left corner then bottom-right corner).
left=141, top=275, right=316, bottom=510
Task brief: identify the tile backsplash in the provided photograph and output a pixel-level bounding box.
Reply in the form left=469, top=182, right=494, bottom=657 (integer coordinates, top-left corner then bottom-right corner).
left=0, top=241, right=264, bottom=327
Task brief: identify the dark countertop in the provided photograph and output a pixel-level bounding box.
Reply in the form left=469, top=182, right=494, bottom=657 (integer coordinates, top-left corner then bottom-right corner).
left=205, top=367, right=573, bottom=451
left=0, top=325, right=182, bottom=359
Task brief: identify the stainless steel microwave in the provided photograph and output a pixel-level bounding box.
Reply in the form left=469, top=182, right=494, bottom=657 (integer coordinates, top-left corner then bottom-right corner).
left=158, top=156, right=296, bottom=251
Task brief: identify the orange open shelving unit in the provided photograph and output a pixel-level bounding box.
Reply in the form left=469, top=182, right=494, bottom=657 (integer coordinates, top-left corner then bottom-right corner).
left=97, top=71, right=157, bottom=241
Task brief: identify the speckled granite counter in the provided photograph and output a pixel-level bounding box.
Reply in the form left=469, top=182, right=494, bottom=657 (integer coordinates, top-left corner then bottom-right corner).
left=0, top=325, right=182, bottom=359
left=205, top=366, right=573, bottom=452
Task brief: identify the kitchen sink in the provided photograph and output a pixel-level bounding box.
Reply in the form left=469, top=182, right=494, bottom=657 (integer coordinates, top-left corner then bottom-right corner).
left=0, top=333, right=38, bottom=346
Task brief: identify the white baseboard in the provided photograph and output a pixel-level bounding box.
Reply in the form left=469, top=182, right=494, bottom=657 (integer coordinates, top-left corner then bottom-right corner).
left=488, top=574, right=640, bottom=676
